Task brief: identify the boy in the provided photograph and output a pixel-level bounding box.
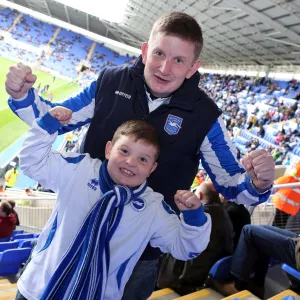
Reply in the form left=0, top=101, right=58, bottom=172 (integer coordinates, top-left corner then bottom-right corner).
left=17, top=106, right=211, bottom=300
left=0, top=200, right=16, bottom=238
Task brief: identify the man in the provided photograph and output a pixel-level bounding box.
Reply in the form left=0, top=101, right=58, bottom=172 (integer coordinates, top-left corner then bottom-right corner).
left=214, top=225, right=300, bottom=299
left=6, top=12, right=275, bottom=300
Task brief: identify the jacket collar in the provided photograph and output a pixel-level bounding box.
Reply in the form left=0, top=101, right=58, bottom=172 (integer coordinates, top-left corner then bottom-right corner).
left=130, top=56, right=201, bottom=112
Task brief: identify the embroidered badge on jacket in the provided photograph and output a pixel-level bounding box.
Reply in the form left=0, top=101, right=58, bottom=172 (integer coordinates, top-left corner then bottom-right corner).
left=131, top=198, right=147, bottom=212
left=164, top=114, right=183, bottom=135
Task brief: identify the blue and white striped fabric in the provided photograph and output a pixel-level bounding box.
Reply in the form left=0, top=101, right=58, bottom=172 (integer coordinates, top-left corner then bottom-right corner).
left=40, top=159, right=147, bottom=300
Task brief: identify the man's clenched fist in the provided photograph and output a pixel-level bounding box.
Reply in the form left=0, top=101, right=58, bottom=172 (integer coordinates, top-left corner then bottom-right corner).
left=5, top=62, right=37, bottom=99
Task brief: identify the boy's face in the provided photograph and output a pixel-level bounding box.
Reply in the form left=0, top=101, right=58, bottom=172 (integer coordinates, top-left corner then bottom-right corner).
left=105, top=135, right=158, bottom=187
left=141, top=32, right=201, bottom=98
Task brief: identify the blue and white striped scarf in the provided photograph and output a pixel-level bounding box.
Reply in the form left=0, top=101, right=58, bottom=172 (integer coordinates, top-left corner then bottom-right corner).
left=41, top=159, right=147, bottom=300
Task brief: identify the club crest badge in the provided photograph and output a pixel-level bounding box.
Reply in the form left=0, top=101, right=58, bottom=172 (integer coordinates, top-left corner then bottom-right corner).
left=164, top=114, right=183, bottom=135
left=131, top=198, right=147, bottom=212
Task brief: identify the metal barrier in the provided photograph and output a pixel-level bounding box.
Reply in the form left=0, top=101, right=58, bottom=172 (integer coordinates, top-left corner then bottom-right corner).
left=1, top=182, right=299, bottom=234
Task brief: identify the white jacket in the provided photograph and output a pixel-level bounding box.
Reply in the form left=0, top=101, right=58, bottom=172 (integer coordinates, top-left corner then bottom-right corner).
left=18, top=113, right=211, bottom=300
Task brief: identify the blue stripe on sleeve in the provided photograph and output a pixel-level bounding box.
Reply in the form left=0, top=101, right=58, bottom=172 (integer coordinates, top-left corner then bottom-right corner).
left=37, top=112, right=62, bottom=134
left=9, top=89, right=35, bottom=109
left=207, top=120, right=245, bottom=176
left=181, top=205, right=207, bottom=226
left=60, top=154, right=86, bottom=164
left=50, top=81, right=96, bottom=113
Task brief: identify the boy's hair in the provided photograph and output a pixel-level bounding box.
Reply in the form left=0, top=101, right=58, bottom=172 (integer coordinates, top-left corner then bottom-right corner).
left=150, top=11, right=203, bottom=60
left=111, top=120, right=160, bottom=161
left=0, top=201, right=12, bottom=216
left=8, top=200, right=16, bottom=209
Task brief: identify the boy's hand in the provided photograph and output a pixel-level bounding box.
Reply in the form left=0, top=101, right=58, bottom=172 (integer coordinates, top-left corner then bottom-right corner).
left=49, top=106, right=72, bottom=125
left=5, top=63, right=37, bottom=99
left=174, top=190, right=202, bottom=211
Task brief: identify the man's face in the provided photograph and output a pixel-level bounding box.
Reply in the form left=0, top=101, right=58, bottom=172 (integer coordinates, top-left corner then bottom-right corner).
left=141, top=32, right=201, bottom=98
left=105, top=135, right=158, bottom=187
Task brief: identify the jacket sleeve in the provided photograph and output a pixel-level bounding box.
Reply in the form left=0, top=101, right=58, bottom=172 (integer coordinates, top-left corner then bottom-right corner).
left=8, top=81, right=97, bottom=135
left=200, top=115, right=271, bottom=206
left=150, top=201, right=211, bottom=261
left=20, top=112, right=89, bottom=193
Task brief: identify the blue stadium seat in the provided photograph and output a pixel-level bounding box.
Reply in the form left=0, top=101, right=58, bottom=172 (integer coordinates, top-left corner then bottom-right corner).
left=282, top=264, right=300, bottom=281
left=18, top=239, right=37, bottom=248
left=0, top=241, right=19, bottom=252
left=204, top=256, right=233, bottom=286
left=0, top=237, right=11, bottom=242
left=12, top=233, right=34, bottom=240
left=0, top=247, right=31, bottom=275
left=12, top=230, right=24, bottom=236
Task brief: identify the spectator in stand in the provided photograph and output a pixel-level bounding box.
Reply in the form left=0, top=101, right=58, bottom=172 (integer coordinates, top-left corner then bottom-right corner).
left=0, top=200, right=16, bottom=238
left=191, top=169, right=206, bottom=189
left=5, top=165, right=19, bottom=188
left=7, top=200, right=20, bottom=228
left=222, top=196, right=251, bottom=249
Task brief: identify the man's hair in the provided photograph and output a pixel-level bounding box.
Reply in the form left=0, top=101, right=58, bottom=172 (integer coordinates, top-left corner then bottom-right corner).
left=111, top=120, right=160, bottom=161
left=198, top=182, right=221, bottom=204
left=8, top=200, right=16, bottom=209
left=150, top=11, right=203, bottom=60
left=0, top=201, right=12, bottom=216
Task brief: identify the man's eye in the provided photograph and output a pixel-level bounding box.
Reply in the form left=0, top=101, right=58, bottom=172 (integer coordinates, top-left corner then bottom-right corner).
left=175, top=58, right=183, bottom=64
left=155, top=51, right=163, bottom=56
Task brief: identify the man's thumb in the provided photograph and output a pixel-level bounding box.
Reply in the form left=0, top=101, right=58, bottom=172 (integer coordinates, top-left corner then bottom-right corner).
left=25, top=73, right=37, bottom=84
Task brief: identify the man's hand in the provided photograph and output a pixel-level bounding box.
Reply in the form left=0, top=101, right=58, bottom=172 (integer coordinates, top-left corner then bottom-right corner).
left=241, top=149, right=275, bottom=190
left=49, top=106, right=72, bottom=125
left=174, top=190, right=202, bottom=211
left=5, top=62, right=37, bottom=99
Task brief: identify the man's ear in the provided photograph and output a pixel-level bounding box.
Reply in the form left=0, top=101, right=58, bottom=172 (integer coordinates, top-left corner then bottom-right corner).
left=186, top=60, right=201, bottom=79
left=105, top=141, right=112, bottom=160
left=141, top=42, right=148, bottom=65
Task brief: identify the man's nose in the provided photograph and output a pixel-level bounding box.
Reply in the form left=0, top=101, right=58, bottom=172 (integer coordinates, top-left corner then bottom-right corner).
left=160, top=59, right=172, bottom=75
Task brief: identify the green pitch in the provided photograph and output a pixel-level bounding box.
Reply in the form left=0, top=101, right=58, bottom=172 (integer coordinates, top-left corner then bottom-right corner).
left=0, top=57, right=81, bottom=153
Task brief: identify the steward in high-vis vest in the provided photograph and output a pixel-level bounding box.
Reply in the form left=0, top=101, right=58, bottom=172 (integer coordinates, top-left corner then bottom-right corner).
left=272, top=161, right=300, bottom=216
left=4, top=167, right=19, bottom=188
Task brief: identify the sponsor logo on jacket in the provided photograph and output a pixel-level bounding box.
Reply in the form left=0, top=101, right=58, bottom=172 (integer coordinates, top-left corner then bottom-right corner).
left=115, top=90, right=131, bottom=99
left=87, top=178, right=99, bottom=191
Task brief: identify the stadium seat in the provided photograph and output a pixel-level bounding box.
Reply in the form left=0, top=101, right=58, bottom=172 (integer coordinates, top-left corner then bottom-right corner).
left=282, top=264, right=300, bottom=281
left=0, top=237, right=11, bottom=242
left=18, top=238, right=37, bottom=248
left=0, top=247, right=31, bottom=275
left=12, top=233, right=34, bottom=240
left=204, top=256, right=233, bottom=287
left=12, top=230, right=24, bottom=236
left=0, top=241, right=19, bottom=252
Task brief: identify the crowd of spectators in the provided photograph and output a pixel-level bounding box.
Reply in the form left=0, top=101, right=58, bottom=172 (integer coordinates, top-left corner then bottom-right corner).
left=200, top=74, right=300, bottom=165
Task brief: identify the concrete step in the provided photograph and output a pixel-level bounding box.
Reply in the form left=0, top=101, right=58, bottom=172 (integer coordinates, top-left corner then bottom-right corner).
left=267, top=289, right=300, bottom=300
left=174, top=288, right=223, bottom=299
left=149, top=288, right=180, bottom=300
left=222, top=290, right=260, bottom=300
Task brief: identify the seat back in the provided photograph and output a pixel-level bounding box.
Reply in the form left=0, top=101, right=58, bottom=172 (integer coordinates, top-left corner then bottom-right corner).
left=0, top=241, right=19, bottom=252
left=282, top=264, right=300, bottom=281
left=0, top=248, right=31, bottom=275
left=12, top=230, right=24, bottom=236
left=19, top=239, right=37, bottom=249
left=13, top=233, right=34, bottom=240
left=206, top=256, right=233, bottom=283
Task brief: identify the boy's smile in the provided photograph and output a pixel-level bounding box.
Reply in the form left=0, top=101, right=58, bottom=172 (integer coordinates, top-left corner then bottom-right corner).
left=105, top=135, right=158, bottom=187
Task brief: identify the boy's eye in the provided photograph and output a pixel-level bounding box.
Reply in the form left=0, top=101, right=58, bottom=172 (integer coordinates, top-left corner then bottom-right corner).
left=120, top=149, right=128, bottom=154
left=140, top=157, right=148, bottom=163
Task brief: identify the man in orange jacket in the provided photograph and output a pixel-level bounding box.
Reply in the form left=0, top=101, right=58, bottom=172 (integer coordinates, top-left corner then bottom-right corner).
left=272, top=161, right=300, bottom=228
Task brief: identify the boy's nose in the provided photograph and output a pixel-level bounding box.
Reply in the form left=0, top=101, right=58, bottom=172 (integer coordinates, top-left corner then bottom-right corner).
left=126, top=156, right=137, bottom=166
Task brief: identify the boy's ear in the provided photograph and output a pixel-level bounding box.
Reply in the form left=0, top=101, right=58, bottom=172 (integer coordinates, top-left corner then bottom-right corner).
left=105, top=141, right=112, bottom=160
left=149, top=162, right=158, bottom=176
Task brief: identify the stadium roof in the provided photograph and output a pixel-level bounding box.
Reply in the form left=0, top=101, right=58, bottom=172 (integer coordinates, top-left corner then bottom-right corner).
left=4, top=0, right=300, bottom=70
